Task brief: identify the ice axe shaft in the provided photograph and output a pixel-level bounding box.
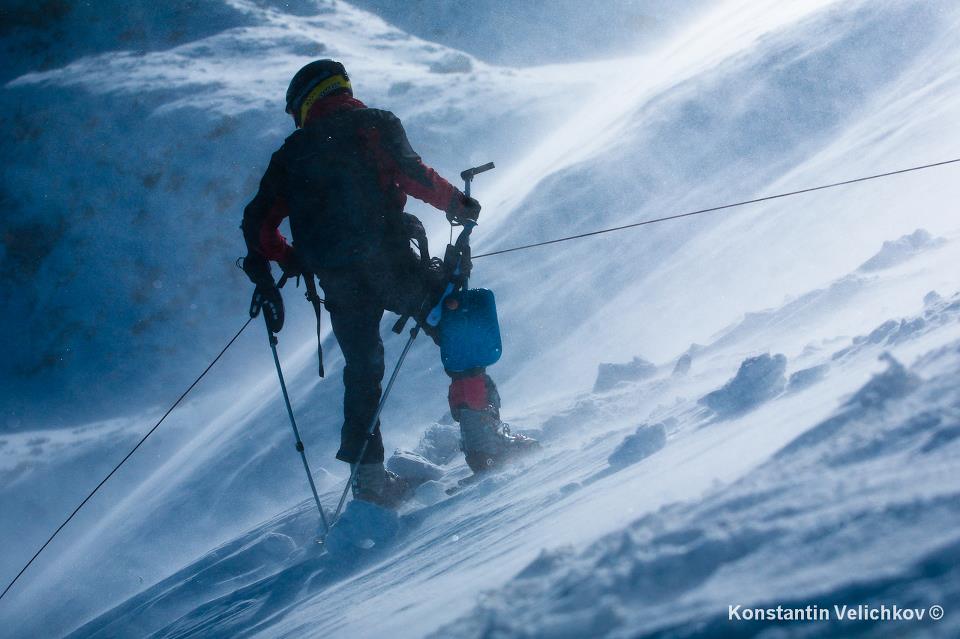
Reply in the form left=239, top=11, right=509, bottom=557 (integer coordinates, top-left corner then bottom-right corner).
left=429, top=163, right=492, bottom=324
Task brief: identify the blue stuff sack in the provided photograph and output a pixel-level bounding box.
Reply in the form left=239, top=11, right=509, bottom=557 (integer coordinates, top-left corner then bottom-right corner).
left=439, top=288, right=502, bottom=372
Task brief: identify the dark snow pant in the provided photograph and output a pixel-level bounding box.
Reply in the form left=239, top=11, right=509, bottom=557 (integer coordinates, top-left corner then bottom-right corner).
left=318, top=253, right=500, bottom=465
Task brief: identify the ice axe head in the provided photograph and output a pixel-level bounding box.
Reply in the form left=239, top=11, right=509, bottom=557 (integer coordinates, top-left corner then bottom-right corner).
left=460, top=162, right=494, bottom=198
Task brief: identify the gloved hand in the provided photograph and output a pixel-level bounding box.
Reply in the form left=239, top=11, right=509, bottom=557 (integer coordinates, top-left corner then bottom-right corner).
left=250, top=283, right=285, bottom=333
left=445, top=192, right=481, bottom=225
left=278, top=251, right=304, bottom=280
left=241, top=254, right=273, bottom=287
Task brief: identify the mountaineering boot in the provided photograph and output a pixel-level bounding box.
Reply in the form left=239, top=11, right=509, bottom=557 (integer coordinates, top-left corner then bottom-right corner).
left=448, top=373, right=538, bottom=473
left=351, top=462, right=411, bottom=509
left=458, top=409, right=539, bottom=474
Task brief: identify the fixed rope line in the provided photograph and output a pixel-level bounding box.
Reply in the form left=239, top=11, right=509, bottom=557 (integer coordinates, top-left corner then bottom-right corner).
left=0, top=316, right=255, bottom=603
left=472, top=157, right=960, bottom=259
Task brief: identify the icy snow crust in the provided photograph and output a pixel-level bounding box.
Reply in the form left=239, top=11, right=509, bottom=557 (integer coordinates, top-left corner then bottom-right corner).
left=441, top=335, right=960, bottom=638
left=3, top=0, right=960, bottom=637
left=68, top=264, right=960, bottom=639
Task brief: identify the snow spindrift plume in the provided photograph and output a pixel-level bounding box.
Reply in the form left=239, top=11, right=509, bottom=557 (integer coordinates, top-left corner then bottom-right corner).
left=1, top=0, right=959, bottom=637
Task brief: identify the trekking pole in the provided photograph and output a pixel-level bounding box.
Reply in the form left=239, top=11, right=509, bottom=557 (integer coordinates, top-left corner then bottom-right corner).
left=264, top=277, right=329, bottom=536
left=328, top=323, right=422, bottom=529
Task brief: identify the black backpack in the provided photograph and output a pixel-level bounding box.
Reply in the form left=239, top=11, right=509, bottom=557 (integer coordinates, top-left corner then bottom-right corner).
left=280, top=109, right=408, bottom=270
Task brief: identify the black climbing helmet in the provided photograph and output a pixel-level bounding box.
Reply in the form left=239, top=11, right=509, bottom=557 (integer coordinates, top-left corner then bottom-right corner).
left=285, top=59, right=352, bottom=126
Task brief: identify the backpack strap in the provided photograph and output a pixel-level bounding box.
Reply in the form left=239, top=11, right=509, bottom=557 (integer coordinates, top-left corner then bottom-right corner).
left=303, top=273, right=325, bottom=378
left=401, top=212, right=430, bottom=266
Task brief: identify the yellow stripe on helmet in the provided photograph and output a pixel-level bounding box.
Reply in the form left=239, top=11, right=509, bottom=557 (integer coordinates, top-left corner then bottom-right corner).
left=299, top=74, right=352, bottom=124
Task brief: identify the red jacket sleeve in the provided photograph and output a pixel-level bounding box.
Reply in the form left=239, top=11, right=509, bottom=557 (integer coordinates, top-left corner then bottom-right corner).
left=258, top=197, right=293, bottom=262
left=241, top=150, right=295, bottom=264
left=369, top=112, right=462, bottom=212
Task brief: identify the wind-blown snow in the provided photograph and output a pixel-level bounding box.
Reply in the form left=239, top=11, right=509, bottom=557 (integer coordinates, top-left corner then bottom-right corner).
left=858, top=228, right=947, bottom=272
left=440, top=335, right=960, bottom=638
left=62, top=256, right=960, bottom=639
left=3, top=0, right=960, bottom=637
left=593, top=356, right=657, bottom=393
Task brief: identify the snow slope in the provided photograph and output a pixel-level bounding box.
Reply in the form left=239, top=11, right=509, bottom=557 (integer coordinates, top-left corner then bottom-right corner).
left=66, top=235, right=960, bottom=638
left=2, top=0, right=960, bottom=637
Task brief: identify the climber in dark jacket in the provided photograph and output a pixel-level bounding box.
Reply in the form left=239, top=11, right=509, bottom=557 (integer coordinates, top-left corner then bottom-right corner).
left=240, top=60, right=535, bottom=507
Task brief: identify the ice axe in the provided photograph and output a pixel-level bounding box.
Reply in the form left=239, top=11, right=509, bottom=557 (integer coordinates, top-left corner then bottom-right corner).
left=427, top=162, right=496, bottom=326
